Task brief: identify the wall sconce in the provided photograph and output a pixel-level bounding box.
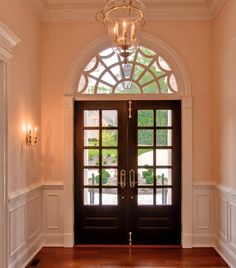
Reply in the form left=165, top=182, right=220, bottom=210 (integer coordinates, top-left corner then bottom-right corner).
left=23, top=125, right=38, bottom=146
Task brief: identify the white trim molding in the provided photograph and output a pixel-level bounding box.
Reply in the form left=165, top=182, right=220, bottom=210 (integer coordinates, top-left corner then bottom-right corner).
left=28, top=0, right=226, bottom=22
left=0, top=21, right=21, bottom=62
left=215, top=184, right=236, bottom=268
left=64, top=33, right=193, bottom=248
left=64, top=96, right=74, bottom=247
left=0, top=21, right=20, bottom=268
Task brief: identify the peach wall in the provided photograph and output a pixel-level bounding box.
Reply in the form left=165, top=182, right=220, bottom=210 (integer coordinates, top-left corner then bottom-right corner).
left=0, top=0, right=41, bottom=193
left=41, top=20, right=214, bottom=184
left=213, top=0, right=236, bottom=188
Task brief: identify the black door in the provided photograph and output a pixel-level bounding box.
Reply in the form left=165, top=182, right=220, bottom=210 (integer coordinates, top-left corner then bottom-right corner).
left=74, top=100, right=181, bottom=245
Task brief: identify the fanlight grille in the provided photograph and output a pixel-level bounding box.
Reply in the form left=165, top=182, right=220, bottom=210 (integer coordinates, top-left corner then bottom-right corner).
left=78, top=46, right=178, bottom=95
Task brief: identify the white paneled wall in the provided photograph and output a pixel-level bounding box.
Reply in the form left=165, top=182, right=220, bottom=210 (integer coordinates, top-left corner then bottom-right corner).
left=8, top=184, right=64, bottom=268
left=42, top=185, right=64, bottom=246
left=215, top=186, right=236, bottom=267
left=8, top=183, right=236, bottom=267
left=8, top=185, right=42, bottom=268
left=193, top=184, right=236, bottom=267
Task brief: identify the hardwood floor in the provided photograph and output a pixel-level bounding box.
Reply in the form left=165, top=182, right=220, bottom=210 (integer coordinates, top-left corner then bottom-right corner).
left=28, top=247, right=229, bottom=267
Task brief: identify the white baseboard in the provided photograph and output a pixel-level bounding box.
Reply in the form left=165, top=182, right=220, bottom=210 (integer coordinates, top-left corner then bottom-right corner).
left=63, top=233, right=74, bottom=247
left=182, top=233, right=193, bottom=248
left=8, top=235, right=42, bottom=268
left=192, top=233, right=214, bottom=247
left=214, top=237, right=236, bottom=268
left=43, top=233, right=64, bottom=247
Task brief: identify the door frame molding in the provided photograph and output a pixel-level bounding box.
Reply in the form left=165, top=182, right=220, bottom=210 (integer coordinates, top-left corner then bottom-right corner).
left=0, top=21, right=21, bottom=268
left=63, top=33, right=193, bottom=248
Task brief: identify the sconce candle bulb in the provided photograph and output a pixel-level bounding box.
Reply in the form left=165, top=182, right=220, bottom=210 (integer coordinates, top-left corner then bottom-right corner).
left=25, top=124, right=38, bottom=146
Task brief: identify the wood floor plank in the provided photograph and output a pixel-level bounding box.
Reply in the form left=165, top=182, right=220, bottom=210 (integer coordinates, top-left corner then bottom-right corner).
left=29, top=247, right=229, bottom=267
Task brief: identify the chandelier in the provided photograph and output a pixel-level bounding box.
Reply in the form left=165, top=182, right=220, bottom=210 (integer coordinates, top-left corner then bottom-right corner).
left=96, top=0, right=145, bottom=63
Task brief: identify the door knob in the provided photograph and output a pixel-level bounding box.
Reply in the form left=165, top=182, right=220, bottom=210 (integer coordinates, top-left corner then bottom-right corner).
left=119, top=169, right=126, bottom=188
left=129, top=169, right=136, bottom=188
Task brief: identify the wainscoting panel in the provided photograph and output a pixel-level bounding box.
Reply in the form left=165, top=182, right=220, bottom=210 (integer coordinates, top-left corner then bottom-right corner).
left=192, top=184, right=214, bottom=247
left=8, top=185, right=42, bottom=268
left=9, top=202, right=26, bottom=258
left=27, top=194, right=41, bottom=241
left=216, top=194, right=228, bottom=241
left=229, top=202, right=236, bottom=250
left=42, top=184, right=64, bottom=246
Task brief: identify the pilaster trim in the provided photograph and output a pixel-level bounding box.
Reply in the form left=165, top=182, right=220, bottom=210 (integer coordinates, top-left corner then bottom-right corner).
left=0, top=21, right=21, bottom=55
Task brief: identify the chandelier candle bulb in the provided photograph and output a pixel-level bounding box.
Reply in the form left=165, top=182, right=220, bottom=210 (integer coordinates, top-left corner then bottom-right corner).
left=123, top=21, right=127, bottom=38
left=28, top=125, right=31, bottom=135
left=114, top=23, right=118, bottom=42
left=34, top=127, right=37, bottom=137
left=131, top=24, right=135, bottom=40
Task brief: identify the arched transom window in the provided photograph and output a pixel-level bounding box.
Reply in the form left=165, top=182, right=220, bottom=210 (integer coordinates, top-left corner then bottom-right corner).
left=78, top=46, right=178, bottom=95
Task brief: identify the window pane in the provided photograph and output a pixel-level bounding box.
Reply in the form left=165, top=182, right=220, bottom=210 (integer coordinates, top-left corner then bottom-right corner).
left=138, top=188, right=154, bottom=205
left=84, top=188, right=99, bottom=205
left=156, top=169, right=172, bottom=186
left=84, top=149, right=99, bottom=166
left=84, top=169, right=99, bottom=186
left=102, top=110, right=118, bottom=127
left=156, top=130, right=172, bottom=146
left=102, top=149, right=118, bottom=166
left=84, top=130, right=99, bottom=147
left=84, top=110, right=99, bottom=127
left=156, top=149, right=172, bottom=166
left=102, top=169, right=118, bottom=186
left=102, top=188, right=118, bottom=205
left=138, top=110, right=154, bottom=127
left=138, top=168, right=154, bottom=185
left=138, top=149, right=153, bottom=166
left=156, top=188, right=172, bottom=205
left=138, top=129, right=154, bottom=147
left=102, top=130, right=118, bottom=147
left=156, top=110, right=172, bottom=127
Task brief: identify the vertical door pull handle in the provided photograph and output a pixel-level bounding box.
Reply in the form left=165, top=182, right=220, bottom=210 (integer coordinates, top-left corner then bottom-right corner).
left=129, top=169, right=136, bottom=188
left=119, top=169, right=126, bottom=188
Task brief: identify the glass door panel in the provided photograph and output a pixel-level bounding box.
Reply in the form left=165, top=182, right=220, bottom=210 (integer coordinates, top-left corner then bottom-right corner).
left=128, top=101, right=181, bottom=245
left=75, top=101, right=128, bottom=244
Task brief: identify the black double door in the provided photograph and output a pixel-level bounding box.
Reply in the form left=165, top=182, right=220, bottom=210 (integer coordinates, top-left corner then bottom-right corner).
left=74, top=100, right=181, bottom=245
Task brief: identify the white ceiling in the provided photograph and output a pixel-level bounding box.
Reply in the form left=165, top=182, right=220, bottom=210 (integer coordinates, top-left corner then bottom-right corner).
left=29, top=0, right=226, bottom=21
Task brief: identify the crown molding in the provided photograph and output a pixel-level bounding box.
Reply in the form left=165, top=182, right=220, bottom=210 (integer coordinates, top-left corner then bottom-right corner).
left=28, top=0, right=226, bottom=22
left=27, top=0, right=47, bottom=16
left=209, top=0, right=227, bottom=20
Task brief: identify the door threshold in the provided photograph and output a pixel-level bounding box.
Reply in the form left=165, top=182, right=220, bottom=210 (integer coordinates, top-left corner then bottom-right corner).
left=74, top=244, right=182, bottom=249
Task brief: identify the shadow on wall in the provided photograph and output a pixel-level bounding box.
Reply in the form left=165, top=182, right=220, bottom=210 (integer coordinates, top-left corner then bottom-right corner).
left=41, top=123, right=55, bottom=181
